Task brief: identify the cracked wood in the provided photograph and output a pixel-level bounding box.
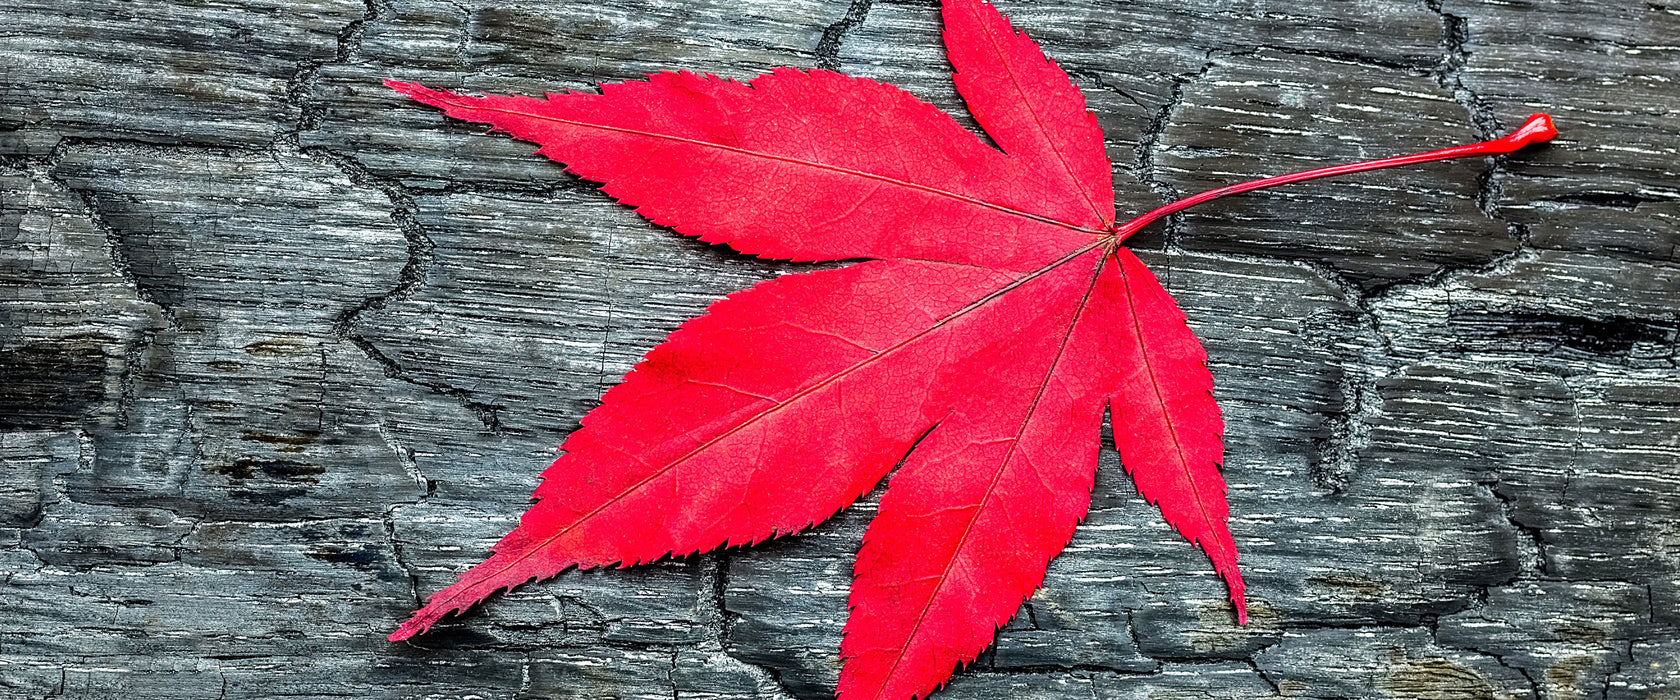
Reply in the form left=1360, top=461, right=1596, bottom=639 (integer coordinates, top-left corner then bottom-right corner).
left=2, top=0, right=1677, bottom=698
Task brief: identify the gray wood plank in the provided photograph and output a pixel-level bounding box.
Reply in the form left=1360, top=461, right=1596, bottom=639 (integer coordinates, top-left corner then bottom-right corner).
left=2, top=0, right=1676, bottom=697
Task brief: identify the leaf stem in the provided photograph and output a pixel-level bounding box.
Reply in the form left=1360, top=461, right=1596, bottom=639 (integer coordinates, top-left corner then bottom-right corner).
left=1112, top=113, right=1557, bottom=240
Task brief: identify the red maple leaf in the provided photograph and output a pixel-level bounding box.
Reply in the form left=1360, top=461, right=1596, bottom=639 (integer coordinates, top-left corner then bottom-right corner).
left=384, top=0, right=1555, bottom=696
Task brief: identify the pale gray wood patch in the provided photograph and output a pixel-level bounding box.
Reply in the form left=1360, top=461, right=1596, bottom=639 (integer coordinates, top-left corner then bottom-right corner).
left=2, top=0, right=1677, bottom=697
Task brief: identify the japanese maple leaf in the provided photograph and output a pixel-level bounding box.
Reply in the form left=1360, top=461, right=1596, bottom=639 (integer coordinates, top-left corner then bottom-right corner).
left=383, top=0, right=1555, bottom=697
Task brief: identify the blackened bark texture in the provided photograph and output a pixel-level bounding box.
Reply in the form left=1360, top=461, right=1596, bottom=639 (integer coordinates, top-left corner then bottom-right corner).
left=2, top=0, right=1676, bottom=698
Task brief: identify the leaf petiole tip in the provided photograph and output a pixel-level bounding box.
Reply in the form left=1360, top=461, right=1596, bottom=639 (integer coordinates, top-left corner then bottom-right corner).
left=1113, top=113, right=1559, bottom=240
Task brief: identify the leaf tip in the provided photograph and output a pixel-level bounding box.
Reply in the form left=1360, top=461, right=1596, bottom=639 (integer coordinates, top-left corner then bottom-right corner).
left=383, top=78, right=425, bottom=96
left=389, top=597, right=465, bottom=643
left=387, top=622, right=421, bottom=642
left=1222, top=564, right=1249, bottom=625
left=384, top=78, right=456, bottom=109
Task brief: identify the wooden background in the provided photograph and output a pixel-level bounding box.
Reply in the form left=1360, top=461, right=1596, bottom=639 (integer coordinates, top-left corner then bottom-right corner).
left=3, top=0, right=1678, bottom=697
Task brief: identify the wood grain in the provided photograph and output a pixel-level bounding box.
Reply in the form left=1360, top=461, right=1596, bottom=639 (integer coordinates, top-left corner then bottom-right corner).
left=2, top=0, right=1676, bottom=697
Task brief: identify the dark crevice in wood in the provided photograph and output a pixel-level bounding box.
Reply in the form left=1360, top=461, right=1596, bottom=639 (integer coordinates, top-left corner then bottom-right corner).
left=1253, top=45, right=1431, bottom=74
left=43, top=159, right=178, bottom=329
left=1243, top=655, right=1284, bottom=695
left=1129, top=55, right=1217, bottom=252
left=299, top=146, right=507, bottom=435
left=344, top=333, right=507, bottom=435
left=1539, top=191, right=1680, bottom=210
left=385, top=506, right=426, bottom=608
left=1425, top=0, right=1509, bottom=221
left=815, top=0, right=875, bottom=72
left=1478, top=479, right=1549, bottom=580
left=1433, top=626, right=1545, bottom=699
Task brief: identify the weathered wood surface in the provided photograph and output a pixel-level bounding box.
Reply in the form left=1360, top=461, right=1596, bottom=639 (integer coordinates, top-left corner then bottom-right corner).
left=2, top=0, right=1677, bottom=697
